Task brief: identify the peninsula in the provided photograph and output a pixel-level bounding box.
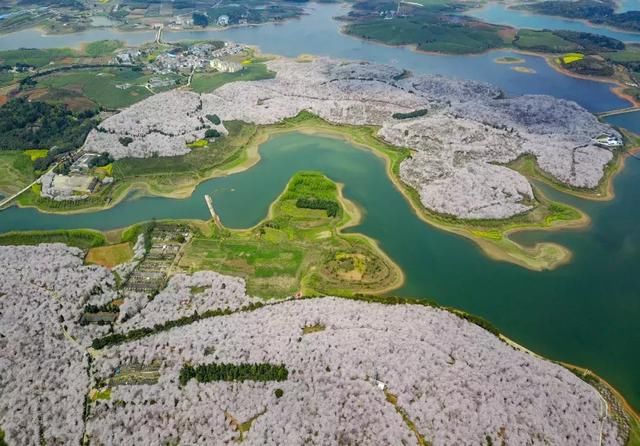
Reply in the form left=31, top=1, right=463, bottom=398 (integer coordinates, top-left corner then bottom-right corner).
left=73, top=55, right=625, bottom=270
left=1, top=243, right=637, bottom=445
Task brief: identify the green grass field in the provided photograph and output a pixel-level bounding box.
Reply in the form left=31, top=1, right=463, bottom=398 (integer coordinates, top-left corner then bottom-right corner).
left=514, top=30, right=580, bottom=53
left=0, top=151, right=35, bottom=197
left=82, top=40, right=124, bottom=57
left=35, top=68, right=153, bottom=109
left=560, top=52, right=585, bottom=64
left=113, top=120, right=255, bottom=182
left=190, top=63, right=275, bottom=93
left=23, top=149, right=48, bottom=161
left=0, top=229, right=106, bottom=249
left=85, top=242, right=133, bottom=268
left=179, top=172, right=401, bottom=298
left=0, top=48, right=77, bottom=68
left=605, top=47, right=640, bottom=63
left=345, top=17, right=508, bottom=54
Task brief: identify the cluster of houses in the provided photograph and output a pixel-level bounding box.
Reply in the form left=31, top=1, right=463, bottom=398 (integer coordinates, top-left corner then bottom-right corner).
left=39, top=153, right=112, bottom=201
left=167, top=13, right=240, bottom=30
left=593, top=133, right=623, bottom=148
left=115, top=42, right=246, bottom=76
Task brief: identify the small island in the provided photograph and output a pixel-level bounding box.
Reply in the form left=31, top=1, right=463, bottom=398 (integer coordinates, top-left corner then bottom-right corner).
left=495, top=56, right=526, bottom=64
left=511, top=65, right=536, bottom=73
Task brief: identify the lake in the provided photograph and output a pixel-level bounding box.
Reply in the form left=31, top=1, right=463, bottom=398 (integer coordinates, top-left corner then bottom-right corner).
left=0, top=3, right=629, bottom=112
left=0, top=2, right=639, bottom=408
left=1, top=131, right=639, bottom=408
left=606, top=109, right=640, bottom=133
left=469, top=2, right=640, bottom=43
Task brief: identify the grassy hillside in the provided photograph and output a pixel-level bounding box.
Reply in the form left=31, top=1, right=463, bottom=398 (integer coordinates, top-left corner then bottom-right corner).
left=179, top=171, right=402, bottom=298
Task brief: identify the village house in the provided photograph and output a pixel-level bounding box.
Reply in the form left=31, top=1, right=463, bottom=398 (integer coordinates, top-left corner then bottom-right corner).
left=594, top=133, right=623, bottom=148
left=210, top=58, right=243, bottom=73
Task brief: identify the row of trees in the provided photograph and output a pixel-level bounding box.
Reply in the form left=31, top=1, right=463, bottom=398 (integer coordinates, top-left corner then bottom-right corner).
left=179, top=362, right=289, bottom=386
left=295, top=197, right=340, bottom=217
left=392, top=108, right=429, bottom=120
left=85, top=302, right=119, bottom=314
left=91, top=302, right=264, bottom=349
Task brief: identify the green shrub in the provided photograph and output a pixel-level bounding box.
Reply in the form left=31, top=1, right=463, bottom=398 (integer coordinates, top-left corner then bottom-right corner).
left=295, top=197, right=339, bottom=217
left=206, top=114, right=221, bottom=125
left=179, top=362, right=289, bottom=386
left=205, top=129, right=221, bottom=138
left=92, top=302, right=264, bottom=349
left=392, top=109, right=428, bottom=120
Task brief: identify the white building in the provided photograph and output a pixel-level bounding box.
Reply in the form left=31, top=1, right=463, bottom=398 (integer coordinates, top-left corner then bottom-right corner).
left=210, top=58, right=243, bottom=73
left=594, top=134, right=623, bottom=148
left=217, top=15, right=229, bottom=26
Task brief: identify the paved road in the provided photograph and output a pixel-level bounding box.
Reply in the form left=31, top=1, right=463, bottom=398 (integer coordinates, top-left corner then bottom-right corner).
left=0, top=163, right=56, bottom=209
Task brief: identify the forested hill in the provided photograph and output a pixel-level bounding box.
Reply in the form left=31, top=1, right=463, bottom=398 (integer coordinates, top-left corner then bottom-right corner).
left=0, top=98, right=95, bottom=151
left=526, top=0, right=640, bottom=32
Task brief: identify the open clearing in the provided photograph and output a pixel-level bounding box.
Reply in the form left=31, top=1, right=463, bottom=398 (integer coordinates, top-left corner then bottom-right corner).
left=85, top=242, right=133, bottom=268
left=0, top=151, right=35, bottom=197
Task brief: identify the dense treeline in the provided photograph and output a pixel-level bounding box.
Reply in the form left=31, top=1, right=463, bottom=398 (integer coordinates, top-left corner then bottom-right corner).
left=392, top=109, right=429, bottom=120
left=91, top=302, right=264, bottom=349
left=192, top=12, right=209, bottom=27
left=562, top=57, right=614, bottom=77
left=514, top=29, right=626, bottom=53
left=0, top=98, right=95, bottom=154
left=296, top=197, right=339, bottom=217
left=553, top=30, right=624, bottom=52
left=89, top=152, right=114, bottom=168
left=179, top=362, right=289, bottom=386
left=527, top=0, right=640, bottom=32
left=528, top=0, right=614, bottom=20
left=0, top=229, right=105, bottom=249
left=20, top=64, right=140, bottom=88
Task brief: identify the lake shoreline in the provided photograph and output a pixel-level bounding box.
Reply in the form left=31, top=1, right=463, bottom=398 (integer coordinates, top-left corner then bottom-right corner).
left=468, top=3, right=640, bottom=40
left=530, top=51, right=640, bottom=108
left=339, top=21, right=637, bottom=109
left=235, top=174, right=406, bottom=296
left=6, top=113, right=619, bottom=271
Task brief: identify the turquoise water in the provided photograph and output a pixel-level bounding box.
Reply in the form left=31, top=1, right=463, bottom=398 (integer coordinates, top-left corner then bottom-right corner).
left=1, top=131, right=639, bottom=408
left=469, top=2, right=640, bottom=42
left=0, top=3, right=628, bottom=112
